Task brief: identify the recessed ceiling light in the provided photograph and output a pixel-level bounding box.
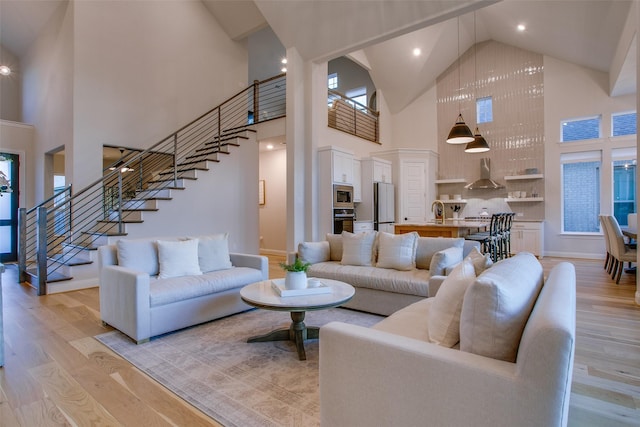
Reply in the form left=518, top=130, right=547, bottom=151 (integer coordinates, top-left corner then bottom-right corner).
left=517, top=24, right=526, bottom=32
left=281, top=58, right=287, bottom=64
left=412, top=48, right=421, bottom=57
left=281, top=67, right=287, bottom=73
left=0, top=65, right=11, bottom=76
left=266, top=144, right=274, bottom=150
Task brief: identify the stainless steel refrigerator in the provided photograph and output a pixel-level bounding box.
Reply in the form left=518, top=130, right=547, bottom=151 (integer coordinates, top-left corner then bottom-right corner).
left=374, top=182, right=395, bottom=232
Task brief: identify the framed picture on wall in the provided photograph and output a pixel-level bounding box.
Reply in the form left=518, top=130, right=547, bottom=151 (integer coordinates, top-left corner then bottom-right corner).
left=259, top=180, right=265, bottom=205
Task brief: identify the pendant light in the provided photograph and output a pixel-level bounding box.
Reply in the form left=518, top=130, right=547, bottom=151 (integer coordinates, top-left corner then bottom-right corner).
left=465, top=12, right=490, bottom=153
left=447, top=16, right=474, bottom=144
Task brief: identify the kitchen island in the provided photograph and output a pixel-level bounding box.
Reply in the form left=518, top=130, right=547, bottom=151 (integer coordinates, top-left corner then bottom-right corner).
left=395, top=220, right=489, bottom=238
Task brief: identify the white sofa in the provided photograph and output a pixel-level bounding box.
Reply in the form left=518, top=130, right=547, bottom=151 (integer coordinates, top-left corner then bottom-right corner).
left=320, top=252, right=576, bottom=427
left=98, top=235, right=268, bottom=343
left=296, top=231, right=481, bottom=315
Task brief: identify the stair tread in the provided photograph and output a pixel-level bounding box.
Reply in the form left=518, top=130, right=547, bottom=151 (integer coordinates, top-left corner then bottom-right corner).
left=81, top=230, right=128, bottom=237
left=97, top=219, right=144, bottom=224
left=62, top=242, right=99, bottom=251
left=26, top=269, right=73, bottom=283
left=48, top=254, right=93, bottom=266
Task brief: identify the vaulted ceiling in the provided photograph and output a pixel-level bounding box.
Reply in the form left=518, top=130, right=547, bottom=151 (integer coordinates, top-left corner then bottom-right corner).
left=1, top=0, right=636, bottom=115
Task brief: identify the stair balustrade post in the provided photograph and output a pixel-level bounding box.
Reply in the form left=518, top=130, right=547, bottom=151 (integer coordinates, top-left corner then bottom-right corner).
left=117, top=171, right=124, bottom=235
left=216, top=108, right=221, bottom=149
left=17, top=207, right=27, bottom=282
left=36, top=206, right=47, bottom=296
left=253, top=80, right=259, bottom=125
left=173, top=133, right=178, bottom=187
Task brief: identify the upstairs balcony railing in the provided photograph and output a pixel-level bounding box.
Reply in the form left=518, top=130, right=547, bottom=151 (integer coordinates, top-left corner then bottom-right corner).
left=327, top=89, right=379, bottom=143
left=18, top=73, right=286, bottom=295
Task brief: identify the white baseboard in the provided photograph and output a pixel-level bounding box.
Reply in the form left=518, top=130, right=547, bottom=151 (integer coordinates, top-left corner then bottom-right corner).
left=542, top=251, right=604, bottom=260
left=259, top=249, right=287, bottom=257
left=47, top=277, right=98, bottom=294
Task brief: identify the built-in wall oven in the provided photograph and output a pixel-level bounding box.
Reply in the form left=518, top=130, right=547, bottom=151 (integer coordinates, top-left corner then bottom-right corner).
left=333, top=184, right=355, bottom=233
left=333, top=209, right=355, bottom=234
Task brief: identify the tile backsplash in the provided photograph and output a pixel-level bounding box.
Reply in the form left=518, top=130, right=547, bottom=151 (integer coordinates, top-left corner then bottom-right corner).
left=436, top=40, right=544, bottom=221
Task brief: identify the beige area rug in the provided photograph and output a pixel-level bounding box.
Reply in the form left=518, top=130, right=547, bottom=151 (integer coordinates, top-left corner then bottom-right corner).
left=95, top=308, right=383, bottom=427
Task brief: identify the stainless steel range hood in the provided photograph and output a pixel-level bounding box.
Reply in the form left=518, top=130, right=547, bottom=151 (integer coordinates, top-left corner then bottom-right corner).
left=464, top=158, right=504, bottom=190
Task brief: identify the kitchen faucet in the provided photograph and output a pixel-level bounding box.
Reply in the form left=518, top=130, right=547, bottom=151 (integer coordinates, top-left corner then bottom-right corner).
left=432, top=200, right=445, bottom=223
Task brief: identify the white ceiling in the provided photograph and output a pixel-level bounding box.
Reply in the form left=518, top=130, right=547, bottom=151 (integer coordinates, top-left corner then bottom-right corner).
left=1, top=0, right=635, bottom=116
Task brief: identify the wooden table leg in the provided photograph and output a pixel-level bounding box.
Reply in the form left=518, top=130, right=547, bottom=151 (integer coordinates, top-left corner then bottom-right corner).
left=246, top=311, right=320, bottom=361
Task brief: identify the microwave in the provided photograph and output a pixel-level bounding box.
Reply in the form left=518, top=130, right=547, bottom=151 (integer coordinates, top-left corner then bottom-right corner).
left=333, top=184, right=354, bottom=208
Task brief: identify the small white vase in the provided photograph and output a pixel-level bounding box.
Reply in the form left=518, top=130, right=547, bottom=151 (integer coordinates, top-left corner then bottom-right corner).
left=285, top=271, right=307, bottom=290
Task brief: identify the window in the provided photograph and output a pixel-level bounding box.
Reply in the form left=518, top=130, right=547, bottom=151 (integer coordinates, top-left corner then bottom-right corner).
left=612, top=112, right=637, bottom=137
left=561, top=151, right=601, bottom=233
left=612, top=148, right=636, bottom=226
left=346, top=87, right=367, bottom=111
left=561, top=116, right=601, bottom=142
left=476, top=96, right=493, bottom=123
left=328, top=73, right=338, bottom=89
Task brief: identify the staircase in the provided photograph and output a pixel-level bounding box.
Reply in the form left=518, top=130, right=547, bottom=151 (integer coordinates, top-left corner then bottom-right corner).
left=18, top=74, right=286, bottom=295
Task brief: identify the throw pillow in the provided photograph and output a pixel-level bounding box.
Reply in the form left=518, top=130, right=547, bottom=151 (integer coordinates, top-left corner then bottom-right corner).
left=428, top=258, right=476, bottom=347
left=466, top=246, right=493, bottom=275
left=460, top=252, right=544, bottom=362
left=157, top=239, right=203, bottom=279
left=190, top=234, right=233, bottom=273
left=116, top=238, right=159, bottom=276
left=415, top=237, right=464, bottom=270
left=341, top=231, right=377, bottom=266
left=429, top=246, right=464, bottom=276
left=376, top=231, right=419, bottom=270
left=326, top=233, right=343, bottom=261
left=298, top=241, right=330, bottom=264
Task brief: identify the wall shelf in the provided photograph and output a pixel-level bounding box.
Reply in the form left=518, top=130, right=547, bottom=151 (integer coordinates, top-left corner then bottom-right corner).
left=504, top=174, right=544, bottom=181
left=435, top=178, right=466, bottom=184
left=506, top=197, right=544, bottom=202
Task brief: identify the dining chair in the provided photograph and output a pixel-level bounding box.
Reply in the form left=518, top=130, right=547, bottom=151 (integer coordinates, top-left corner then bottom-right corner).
left=605, top=215, right=637, bottom=284
left=599, top=215, right=613, bottom=272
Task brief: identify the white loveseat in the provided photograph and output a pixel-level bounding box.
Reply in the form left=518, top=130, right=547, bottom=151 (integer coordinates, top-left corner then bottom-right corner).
left=296, top=231, right=481, bottom=315
left=320, top=252, right=576, bottom=427
left=98, top=235, right=268, bottom=343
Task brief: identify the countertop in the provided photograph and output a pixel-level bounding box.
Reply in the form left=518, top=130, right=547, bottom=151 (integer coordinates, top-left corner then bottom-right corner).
left=398, top=220, right=490, bottom=227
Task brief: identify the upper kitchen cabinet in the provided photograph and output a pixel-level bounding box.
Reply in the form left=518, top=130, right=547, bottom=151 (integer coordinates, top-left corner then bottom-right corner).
left=372, top=158, right=392, bottom=183
left=353, top=158, right=362, bottom=202
left=319, top=146, right=354, bottom=184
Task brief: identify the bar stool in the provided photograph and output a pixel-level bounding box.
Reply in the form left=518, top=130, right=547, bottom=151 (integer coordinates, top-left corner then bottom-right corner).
left=466, top=213, right=502, bottom=261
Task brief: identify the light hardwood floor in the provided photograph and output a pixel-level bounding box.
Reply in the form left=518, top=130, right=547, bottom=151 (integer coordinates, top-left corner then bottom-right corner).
left=0, top=256, right=638, bottom=426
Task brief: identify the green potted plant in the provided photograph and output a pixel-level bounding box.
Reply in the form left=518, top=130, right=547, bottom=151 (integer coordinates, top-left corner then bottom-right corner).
left=280, top=258, right=311, bottom=290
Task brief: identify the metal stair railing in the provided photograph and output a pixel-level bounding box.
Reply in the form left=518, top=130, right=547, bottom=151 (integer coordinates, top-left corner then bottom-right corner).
left=17, top=73, right=286, bottom=295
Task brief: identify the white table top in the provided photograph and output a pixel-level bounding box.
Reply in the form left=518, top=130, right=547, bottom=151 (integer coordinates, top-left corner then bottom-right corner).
left=240, top=278, right=355, bottom=312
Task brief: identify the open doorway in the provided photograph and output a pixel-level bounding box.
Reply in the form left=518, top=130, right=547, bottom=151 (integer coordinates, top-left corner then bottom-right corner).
left=0, top=152, right=19, bottom=262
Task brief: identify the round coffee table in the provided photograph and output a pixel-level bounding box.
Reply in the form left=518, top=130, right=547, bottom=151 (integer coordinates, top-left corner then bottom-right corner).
left=240, top=278, right=355, bottom=360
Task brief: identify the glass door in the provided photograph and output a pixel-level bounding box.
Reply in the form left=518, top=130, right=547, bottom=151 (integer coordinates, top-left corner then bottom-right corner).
left=0, top=153, right=18, bottom=262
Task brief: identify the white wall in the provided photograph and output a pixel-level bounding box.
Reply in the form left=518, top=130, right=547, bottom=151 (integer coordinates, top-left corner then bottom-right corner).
left=0, top=46, right=21, bottom=122
left=120, top=136, right=259, bottom=254
left=259, top=148, right=287, bottom=254
left=544, top=55, right=636, bottom=258
left=72, top=0, right=248, bottom=190
left=21, top=0, right=74, bottom=203
left=0, top=120, right=35, bottom=209
left=390, top=85, right=438, bottom=151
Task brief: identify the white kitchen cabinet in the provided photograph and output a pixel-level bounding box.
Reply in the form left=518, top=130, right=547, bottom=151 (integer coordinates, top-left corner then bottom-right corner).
left=510, top=221, right=544, bottom=258
left=353, top=158, right=362, bottom=202
left=332, top=149, right=354, bottom=184
left=372, top=158, right=392, bottom=183
left=318, top=146, right=356, bottom=238
left=353, top=221, right=374, bottom=233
